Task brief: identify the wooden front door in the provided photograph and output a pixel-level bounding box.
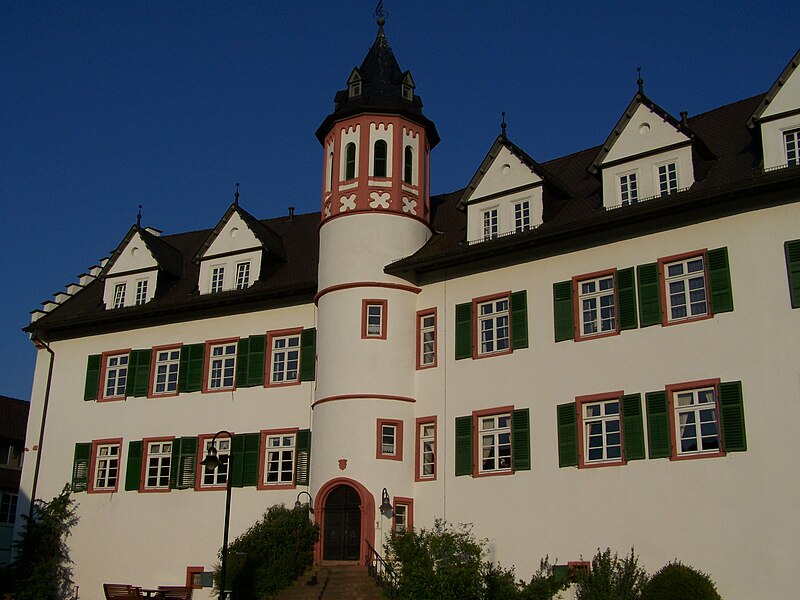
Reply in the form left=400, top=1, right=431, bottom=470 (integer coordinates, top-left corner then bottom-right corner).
left=323, top=484, right=361, bottom=561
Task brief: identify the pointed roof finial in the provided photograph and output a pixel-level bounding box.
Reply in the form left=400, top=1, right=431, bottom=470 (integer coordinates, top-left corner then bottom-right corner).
left=136, top=205, right=142, bottom=228
left=374, top=1, right=387, bottom=32
left=234, top=182, right=240, bottom=207
left=637, top=66, right=644, bottom=93
left=501, top=111, right=507, bottom=139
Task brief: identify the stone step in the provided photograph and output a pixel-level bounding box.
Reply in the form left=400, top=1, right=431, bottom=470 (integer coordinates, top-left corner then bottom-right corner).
left=275, top=564, right=386, bottom=600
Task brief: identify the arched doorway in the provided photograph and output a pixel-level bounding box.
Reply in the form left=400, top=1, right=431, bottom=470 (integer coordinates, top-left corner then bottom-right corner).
left=323, top=484, right=361, bottom=560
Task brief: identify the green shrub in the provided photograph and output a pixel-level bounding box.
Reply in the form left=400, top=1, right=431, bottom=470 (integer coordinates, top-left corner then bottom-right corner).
left=215, top=503, right=319, bottom=600
left=575, top=547, right=647, bottom=600
left=641, top=561, right=722, bottom=600
left=519, top=557, right=571, bottom=600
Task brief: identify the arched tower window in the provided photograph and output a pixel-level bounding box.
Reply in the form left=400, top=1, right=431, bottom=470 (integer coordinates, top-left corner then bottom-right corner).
left=326, top=148, right=334, bottom=192
left=404, top=145, right=414, bottom=184
left=373, top=140, right=388, bottom=178
left=345, top=143, right=357, bottom=180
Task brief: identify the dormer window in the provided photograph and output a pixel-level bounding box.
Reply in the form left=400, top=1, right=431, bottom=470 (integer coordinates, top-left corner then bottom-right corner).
left=619, top=173, right=639, bottom=206
left=658, top=162, right=678, bottom=196
left=373, top=140, right=388, bottom=177
left=112, top=283, right=126, bottom=309
left=514, top=201, right=531, bottom=232
left=785, top=129, right=800, bottom=166
left=349, top=80, right=361, bottom=98
left=134, top=280, right=148, bottom=306
left=211, top=266, right=225, bottom=293
left=402, top=83, right=413, bottom=101
left=235, top=262, right=251, bottom=290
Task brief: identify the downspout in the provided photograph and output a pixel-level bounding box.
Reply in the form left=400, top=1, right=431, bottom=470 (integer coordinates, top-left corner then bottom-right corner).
left=29, top=334, right=55, bottom=520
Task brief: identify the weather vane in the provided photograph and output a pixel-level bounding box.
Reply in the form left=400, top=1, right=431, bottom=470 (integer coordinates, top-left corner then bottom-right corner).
left=137, top=205, right=142, bottom=227
left=374, top=1, right=387, bottom=25
left=637, top=66, right=644, bottom=93
left=234, top=182, right=240, bottom=207
left=501, top=111, right=507, bottom=139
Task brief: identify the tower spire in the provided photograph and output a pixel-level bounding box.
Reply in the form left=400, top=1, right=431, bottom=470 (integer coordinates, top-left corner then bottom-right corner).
left=136, top=205, right=142, bottom=228
left=637, top=66, right=644, bottom=94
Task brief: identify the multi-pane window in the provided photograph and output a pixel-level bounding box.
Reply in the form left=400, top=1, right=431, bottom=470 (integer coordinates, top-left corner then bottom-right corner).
left=201, top=437, right=230, bottom=487
left=583, top=400, right=622, bottom=463
left=514, top=200, right=531, bottom=232
left=373, top=139, right=388, bottom=177
left=152, top=348, right=180, bottom=395
left=235, top=262, right=251, bottom=290
left=271, top=335, right=300, bottom=384
left=658, top=163, right=678, bottom=196
left=393, top=500, right=412, bottom=534
left=619, top=173, right=638, bottom=205
left=664, top=256, right=708, bottom=322
left=145, top=441, right=172, bottom=490
left=578, top=275, right=616, bottom=337
left=103, top=353, right=129, bottom=399
left=112, top=283, right=126, bottom=308
left=418, top=421, right=436, bottom=480
left=478, top=297, right=509, bottom=355
left=211, top=266, right=225, bottom=293
left=134, top=279, right=148, bottom=305
left=345, top=142, right=357, bottom=180
left=208, top=343, right=236, bottom=390
left=377, top=419, right=402, bottom=460
left=93, top=443, right=120, bottom=491
left=363, top=300, right=387, bottom=338
left=264, top=433, right=296, bottom=485
left=785, top=129, right=800, bottom=167
left=673, top=387, right=720, bottom=455
left=479, top=413, right=511, bottom=473
left=418, top=311, right=436, bottom=368
left=482, top=208, right=499, bottom=240
left=382, top=424, right=397, bottom=456
left=0, top=492, right=18, bottom=524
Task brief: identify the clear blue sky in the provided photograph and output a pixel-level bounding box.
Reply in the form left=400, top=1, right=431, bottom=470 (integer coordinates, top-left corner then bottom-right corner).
left=2, top=1, right=797, bottom=401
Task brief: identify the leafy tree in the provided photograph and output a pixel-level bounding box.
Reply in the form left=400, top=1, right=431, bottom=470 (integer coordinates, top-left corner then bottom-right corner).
left=576, top=547, right=647, bottom=600
left=641, top=561, right=722, bottom=600
left=4, top=485, right=79, bottom=600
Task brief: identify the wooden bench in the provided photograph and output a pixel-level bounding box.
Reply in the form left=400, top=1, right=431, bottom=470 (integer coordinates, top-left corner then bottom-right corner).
left=103, top=584, right=144, bottom=599
left=157, top=586, right=193, bottom=599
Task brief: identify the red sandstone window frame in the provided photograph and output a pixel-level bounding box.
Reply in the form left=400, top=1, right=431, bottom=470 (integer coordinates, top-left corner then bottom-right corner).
left=576, top=391, right=626, bottom=469
left=572, top=269, right=620, bottom=342
left=658, top=249, right=713, bottom=327
left=257, top=427, right=299, bottom=490
left=148, top=344, right=182, bottom=398
left=362, top=299, right=388, bottom=340
left=472, top=292, right=512, bottom=359
left=185, top=566, right=204, bottom=589
left=376, top=419, right=403, bottom=461
left=666, top=378, right=725, bottom=461
left=98, top=348, right=131, bottom=402
left=416, top=308, right=437, bottom=369
left=140, top=436, right=175, bottom=493
left=414, top=416, right=437, bottom=482
left=87, top=438, right=123, bottom=494
left=393, top=497, right=414, bottom=535
left=265, top=328, right=303, bottom=387
left=195, top=432, right=233, bottom=491
left=472, top=406, right=514, bottom=478
left=202, top=337, right=239, bottom=393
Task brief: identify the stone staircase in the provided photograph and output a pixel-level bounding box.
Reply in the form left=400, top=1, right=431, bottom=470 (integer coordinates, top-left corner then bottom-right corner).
left=274, top=563, right=386, bottom=600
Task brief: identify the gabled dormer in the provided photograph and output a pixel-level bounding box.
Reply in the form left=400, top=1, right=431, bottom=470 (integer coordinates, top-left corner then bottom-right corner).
left=347, top=68, right=362, bottom=99
left=99, top=225, right=182, bottom=309
left=459, top=135, right=569, bottom=243
left=747, top=49, right=800, bottom=171
left=591, top=86, right=699, bottom=209
left=195, top=203, right=286, bottom=295
left=401, top=71, right=415, bottom=102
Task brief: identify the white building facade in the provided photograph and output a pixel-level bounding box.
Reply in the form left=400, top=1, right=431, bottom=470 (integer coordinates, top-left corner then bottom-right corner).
left=18, top=21, right=800, bottom=600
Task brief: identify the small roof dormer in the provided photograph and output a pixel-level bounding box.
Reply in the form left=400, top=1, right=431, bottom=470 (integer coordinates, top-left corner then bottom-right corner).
left=347, top=68, right=362, bottom=99
left=747, top=49, right=800, bottom=171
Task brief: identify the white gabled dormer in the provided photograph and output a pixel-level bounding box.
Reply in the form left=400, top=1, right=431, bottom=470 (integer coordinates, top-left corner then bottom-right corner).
left=459, top=136, right=563, bottom=243
left=592, top=88, right=696, bottom=209
left=748, top=49, right=800, bottom=171
left=195, top=204, right=285, bottom=295
left=99, top=225, right=179, bottom=309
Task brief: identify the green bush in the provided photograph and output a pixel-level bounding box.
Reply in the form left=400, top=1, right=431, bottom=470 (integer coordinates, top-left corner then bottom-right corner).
left=215, top=503, right=319, bottom=600
left=641, top=561, right=722, bottom=600
left=518, top=557, right=571, bottom=600
left=575, top=547, right=647, bottom=600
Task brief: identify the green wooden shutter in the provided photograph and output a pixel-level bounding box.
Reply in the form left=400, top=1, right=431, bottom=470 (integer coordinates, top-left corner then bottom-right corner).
left=616, top=267, right=638, bottom=330
left=511, top=408, right=531, bottom=471
left=299, top=328, right=317, bottom=381
left=707, top=247, right=734, bottom=314
left=719, top=381, right=747, bottom=452
left=454, top=302, right=473, bottom=360
left=556, top=403, right=578, bottom=467
left=84, top=354, right=101, bottom=401
left=784, top=240, right=800, bottom=308
left=171, top=437, right=198, bottom=489
left=236, top=335, right=266, bottom=388
left=455, top=416, right=473, bottom=476
left=125, top=440, right=143, bottom=491
left=553, top=281, right=574, bottom=342
left=72, top=442, right=91, bottom=491
left=178, top=344, right=205, bottom=393
left=621, top=394, right=645, bottom=461
left=126, top=349, right=152, bottom=398
left=295, top=429, right=311, bottom=486
left=510, top=291, right=529, bottom=350
left=645, top=391, right=671, bottom=458
left=230, top=433, right=260, bottom=488
left=637, top=263, right=662, bottom=327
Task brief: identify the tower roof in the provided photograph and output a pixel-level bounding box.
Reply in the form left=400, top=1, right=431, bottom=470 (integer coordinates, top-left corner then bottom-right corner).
left=315, top=20, right=439, bottom=146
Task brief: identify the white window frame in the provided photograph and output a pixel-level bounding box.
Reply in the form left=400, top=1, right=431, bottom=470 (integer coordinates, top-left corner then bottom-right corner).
left=152, top=348, right=180, bottom=395
left=673, top=386, right=721, bottom=456
left=514, top=200, right=531, bottom=232
left=418, top=421, right=436, bottom=480
left=482, top=207, right=499, bottom=240
left=144, top=440, right=172, bottom=490
left=785, top=128, right=800, bottom=167
left=235, top=262, right=251, bottom=290
left=418, top=312, right=436, bottom=367
left=112, top=282, right=126, bottom=308
left=619, top=172, right=639, bottom=206
left=210, top=266, right=225, bottom=294
left=363, top=300, right=387, bottom=339
left=102, top=353, right=129, bottom=399
left=381, top=423, right=398, bottom=456
left=207, top=343, right=236, bottom=390
left=477, top=297, right=510, bottom=356
left=582, top=399, right=622, bottom=464
left=134, top=279, right=149, bottom=305
left=393, top=501, right=411, bottom=533
left=93, top=443, right=120, bottom=491
left=201, top=436, right=230, bottom=488
left=478, top=413, right=512, bottom=474
left=577, top=275, right=616, bottom=337
left=657, top=162, right=678, bottom=196
left=263, top=433, right=296, bottom=486
left=664, top=255, right=708, bottom=322
left=270, top=334, right=301, bottom=384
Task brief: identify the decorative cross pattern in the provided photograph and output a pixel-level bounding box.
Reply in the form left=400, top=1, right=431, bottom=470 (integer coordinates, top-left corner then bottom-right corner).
left=401, top=196, right=417, bottom=215
left=340, top=194, right=357, bottom=212
left=369, top=191, right=390, bottom=209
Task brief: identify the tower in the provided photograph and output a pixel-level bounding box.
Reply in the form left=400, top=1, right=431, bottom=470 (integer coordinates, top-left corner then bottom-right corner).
left=311, top=15, right=439, bottom=562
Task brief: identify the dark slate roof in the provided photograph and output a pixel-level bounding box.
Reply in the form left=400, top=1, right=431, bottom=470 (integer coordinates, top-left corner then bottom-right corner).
left=99, top=224, right=184, bottom=280
left=315, top=22, right=439, bottom=147
left=0, top=395, right=29, bottom=440
left=194, top=203, right=287, bottom=263
left=747, top=47, right=800, bottom=127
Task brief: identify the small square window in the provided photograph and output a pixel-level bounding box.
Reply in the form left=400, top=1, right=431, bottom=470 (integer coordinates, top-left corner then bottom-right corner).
left=377, top=419, right=403, bottom=460
left=362, top=300, right=387, bottom=339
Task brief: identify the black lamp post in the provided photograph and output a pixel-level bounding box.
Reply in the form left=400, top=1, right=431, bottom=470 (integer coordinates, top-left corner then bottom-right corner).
left=293, top=490, right=314, bottom=514
left=201, top=430, right=234, bottom=600
left=379, top=487, right=393, bottom=518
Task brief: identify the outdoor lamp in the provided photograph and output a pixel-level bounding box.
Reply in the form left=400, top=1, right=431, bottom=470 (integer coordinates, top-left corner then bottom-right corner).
left=294, top=490, right=315, bottom=514
left=379, top=487, right=393, bottom=517
left=202, top=430, right=234, bottom=600
left=200, top=445, right=220, bottom=471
